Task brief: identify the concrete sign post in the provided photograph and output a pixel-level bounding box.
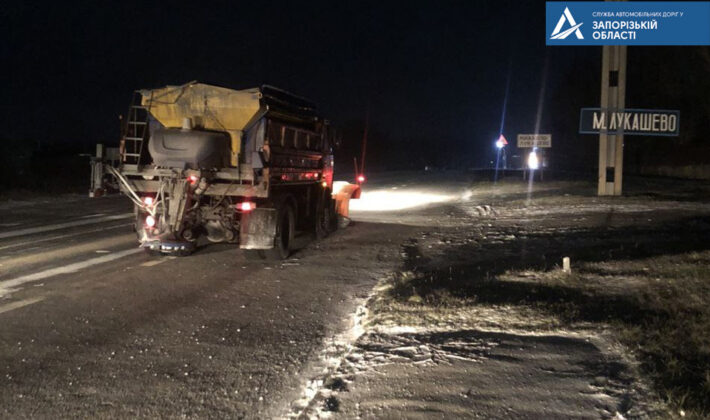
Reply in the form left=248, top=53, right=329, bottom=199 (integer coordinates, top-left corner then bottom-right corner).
left=598, top=44, right=627, bottom=196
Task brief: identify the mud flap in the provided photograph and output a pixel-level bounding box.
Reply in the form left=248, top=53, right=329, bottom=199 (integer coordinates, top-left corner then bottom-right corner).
left=239, top=208, right=277, bottom=249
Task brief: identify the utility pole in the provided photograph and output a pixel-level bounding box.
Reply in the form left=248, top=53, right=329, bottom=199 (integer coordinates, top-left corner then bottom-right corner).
left=360, top=110, right=369, bottom=176
left=597, top=43, right=627, bottom=196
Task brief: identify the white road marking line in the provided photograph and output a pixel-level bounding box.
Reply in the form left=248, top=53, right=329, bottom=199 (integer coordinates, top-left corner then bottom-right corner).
left=140, top=259, right=167, bottom=267
left=0, top=223, right=132, bottom=252
left=0, top=213, right=133, bottom=240
left=79, top=213, right=106, bottom=219
left=0, top=248, right=142, bottom=297
left=95, top=250, right=110, bottom=254
left=0, top=297, right=45, bottom=315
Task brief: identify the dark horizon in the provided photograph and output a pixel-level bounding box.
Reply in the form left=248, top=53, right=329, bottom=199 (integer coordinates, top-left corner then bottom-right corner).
left=2, top=0, right=709, bottom=172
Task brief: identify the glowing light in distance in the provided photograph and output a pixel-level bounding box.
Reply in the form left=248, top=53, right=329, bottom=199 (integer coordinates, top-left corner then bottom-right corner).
left=496, top=139, right=505, bottom=149
left=143, top=196, right=154, bottom=206
left=528, top=150, right=539, bottom=170
left=145, top=215, right=156, bottom=227
left=188, top=175, right=199, bottom=184
left=357, top=175, right=366, bottom=183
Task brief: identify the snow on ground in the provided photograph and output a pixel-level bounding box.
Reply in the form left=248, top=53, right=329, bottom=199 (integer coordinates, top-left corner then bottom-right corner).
left=291, top=174, right=709, bottom=418
left=303, top=285, right=662, bottom=419
left=336, top=330, right=639, bottom=419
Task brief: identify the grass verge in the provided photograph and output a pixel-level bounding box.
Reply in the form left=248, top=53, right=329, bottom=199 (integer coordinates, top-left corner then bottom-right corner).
left=383, top=250, right=710, bottom=418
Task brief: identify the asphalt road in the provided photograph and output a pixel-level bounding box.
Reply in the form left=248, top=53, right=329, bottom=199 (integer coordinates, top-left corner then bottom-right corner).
left=5, top=173, right=706, bottom=418
left=0, top=187, right=421, bottom=418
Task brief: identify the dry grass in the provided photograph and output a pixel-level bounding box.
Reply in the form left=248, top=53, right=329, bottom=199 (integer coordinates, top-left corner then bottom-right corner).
left=576, top=253, right=710, bottom=417
left=385, top=251, right=710, bottom=417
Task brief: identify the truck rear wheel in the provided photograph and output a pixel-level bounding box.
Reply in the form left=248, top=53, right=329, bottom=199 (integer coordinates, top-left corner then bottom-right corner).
left=245, top=204, right=295, bottom=261
left=315, top=189, right=335, bottom=240
left=266, top=204, right=295, bottom=260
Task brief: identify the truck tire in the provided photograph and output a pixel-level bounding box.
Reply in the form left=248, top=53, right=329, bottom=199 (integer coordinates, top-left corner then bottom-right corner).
left=266, top=204, right=295, bottom=260
left=315, top=189, right=335, bottom=240
left=246, top=204, right=295, bottom=261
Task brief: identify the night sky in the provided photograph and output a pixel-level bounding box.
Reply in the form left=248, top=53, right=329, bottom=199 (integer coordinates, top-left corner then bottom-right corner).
left=2, top=1, right=708, bottom=171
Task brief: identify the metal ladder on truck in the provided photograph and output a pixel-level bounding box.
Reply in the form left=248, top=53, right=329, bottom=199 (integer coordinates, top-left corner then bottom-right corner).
left=122, top=90, right=153, bottom=166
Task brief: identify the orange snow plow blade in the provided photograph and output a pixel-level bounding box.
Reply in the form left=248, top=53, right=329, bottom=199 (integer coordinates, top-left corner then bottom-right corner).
left=332, top=181, right=361, bottom=225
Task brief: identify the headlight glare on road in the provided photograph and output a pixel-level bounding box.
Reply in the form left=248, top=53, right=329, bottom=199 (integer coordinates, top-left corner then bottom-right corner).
left=349, top=190, right=452, bottom=212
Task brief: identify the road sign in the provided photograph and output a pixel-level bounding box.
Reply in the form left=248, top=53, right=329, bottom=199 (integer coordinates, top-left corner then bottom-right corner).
left=580, top=108, right=680, bottom=136
left=517, top=134, right=551, bottom=148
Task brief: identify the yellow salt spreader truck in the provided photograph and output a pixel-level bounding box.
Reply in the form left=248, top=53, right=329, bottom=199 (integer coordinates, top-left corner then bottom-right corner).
left=89, top=82, right=360, bottom=258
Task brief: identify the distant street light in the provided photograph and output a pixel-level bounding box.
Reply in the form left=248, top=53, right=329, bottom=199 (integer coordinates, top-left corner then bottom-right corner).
left=527, top=149, right=539, bottom=170
left=494, top=134, right=508, bottom=181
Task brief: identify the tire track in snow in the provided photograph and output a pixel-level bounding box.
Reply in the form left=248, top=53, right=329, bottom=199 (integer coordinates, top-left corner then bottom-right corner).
left=287, top=282, right=383, bottom=418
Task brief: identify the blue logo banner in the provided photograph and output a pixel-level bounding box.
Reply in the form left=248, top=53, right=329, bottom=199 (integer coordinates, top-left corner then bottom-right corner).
left=546, top=2, right=710, bottom=45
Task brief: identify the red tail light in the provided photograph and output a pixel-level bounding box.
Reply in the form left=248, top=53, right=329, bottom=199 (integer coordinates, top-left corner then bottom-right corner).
left=145, top=215, right=156, bottom=227
left=357, top=175, right=366, bottom=183
left=188, top=175, right=199, bottom=184
left=237, top=201, right=256, bottom=212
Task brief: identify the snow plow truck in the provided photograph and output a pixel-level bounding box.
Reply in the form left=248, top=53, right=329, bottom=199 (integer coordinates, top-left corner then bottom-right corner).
left=89, top=81, right=360, bottom=258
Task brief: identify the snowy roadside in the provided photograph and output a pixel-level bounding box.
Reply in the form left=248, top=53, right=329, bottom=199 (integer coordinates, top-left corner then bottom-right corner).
left=291, top=179, right=710, bottom=419
left=304, top=274, right=665, bottom=419
left=340, top=278, right=667, bottom=419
